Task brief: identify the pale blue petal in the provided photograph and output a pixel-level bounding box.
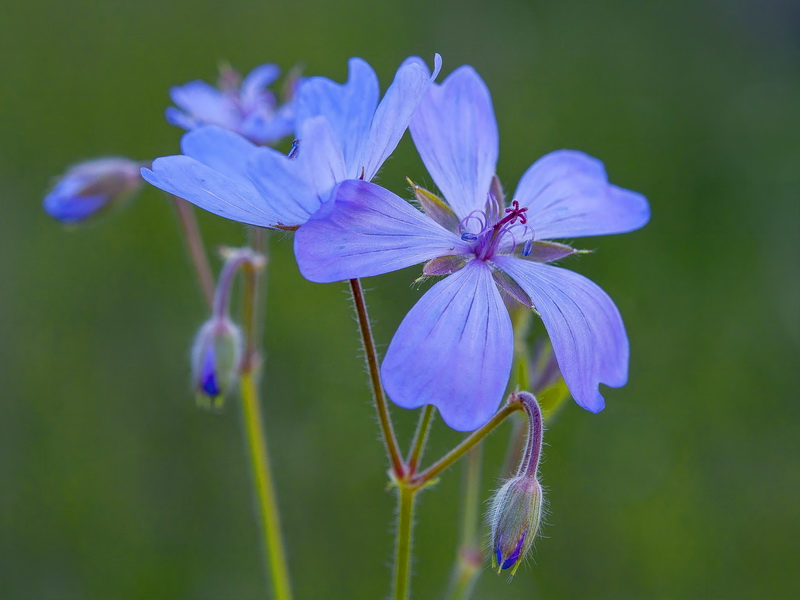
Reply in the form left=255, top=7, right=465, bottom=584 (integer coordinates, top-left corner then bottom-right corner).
left=142, top=157, right=279, bottom=227
left=382, top=260, right=514, bottom=431
left=165, top=106, right=197, bottom=130
left=493, top=256, right=629, bottom=412
left=247, top=116, right=346, bottom=225
left=295, top=180, right=467, bottom=283
left=295, top=58, right=378, bottom=176
left=180, top=126, right=258, bottom=179
left=169, top=81, right=237, bottom=129
left=359, top=54, right=442, bottom=181
left=240, top=110, right=293, bottom=144
left=296, top=116, right=347, bottom=204
left=514, top=150, right=650, bottom=240
left=410, top=65, right=499, bottom=220
left=240, top=64, right=280, bottom=107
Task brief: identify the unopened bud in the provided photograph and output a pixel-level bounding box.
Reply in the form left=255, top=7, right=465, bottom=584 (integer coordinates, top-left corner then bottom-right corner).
left=489, top=391, right=545, bottom=576
left=191, top=317, right=243, bottom=410
left=43, top=157, right=143, bottom=224
left=489, top=475, right=544, bottom=575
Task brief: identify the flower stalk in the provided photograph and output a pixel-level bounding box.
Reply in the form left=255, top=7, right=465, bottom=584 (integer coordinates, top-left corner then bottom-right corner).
left=348, top=278, right=404, bottom=478
left=169, top=194, right=215, bottom=309
left=446, top=446, right=484, bottom=600
left=235, top=242, right=292, bottom=600
left=240, top=371, right=293, bottom=600
left=406, top=405, right=435, bottom=474
left=413, top=402, right=522, bottom=487
left=393, top=484, right=416, bottom=600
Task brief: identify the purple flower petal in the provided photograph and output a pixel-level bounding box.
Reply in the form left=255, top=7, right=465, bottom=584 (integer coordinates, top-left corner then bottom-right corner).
left=142, top=156, right=279, bottom=227
left=295, top=179, right=467, bottom=283
left=382, top=260, right=514, bottom=431
left=248, top=116, right=346, bottom=225
left=240, top=109, right=293, bottom=144
left=295, top=58, right=379, bottom=177
left=493, top=256, right=629, bottom=412
left=514, top=150, right=650, bottom=240
left=359, top=54, right=442, bottom=181
left=410, top=66, right=499, bottom=219
left=165, top=106, right=197, bottom=130
left=169, top=80, right=237, bottom=129
left=180, top=126, right=258, bottom=179
left=240, top=64, right=280, bottom=108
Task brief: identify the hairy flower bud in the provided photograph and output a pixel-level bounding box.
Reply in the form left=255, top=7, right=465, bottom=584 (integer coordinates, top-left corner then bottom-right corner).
left=43, top=157, right=143, bottom=224
left=489, top=475, right=544, bottom=575
left=191, top=317, right=243, bottom=410
left=489, top=391, right=545, bottom=576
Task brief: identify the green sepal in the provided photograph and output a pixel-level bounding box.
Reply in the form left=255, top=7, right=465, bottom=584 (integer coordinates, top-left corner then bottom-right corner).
left=406, top=177, right=460, bottom=232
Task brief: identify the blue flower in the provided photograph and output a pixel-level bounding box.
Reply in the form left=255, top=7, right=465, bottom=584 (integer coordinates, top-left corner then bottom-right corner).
left=166, top=63, right=296, bottom=145
left=145, top=54, right=441, bottom=228
left=43, top=157, right=143, bottom=224
left=294, top=65, right=650, bottom=431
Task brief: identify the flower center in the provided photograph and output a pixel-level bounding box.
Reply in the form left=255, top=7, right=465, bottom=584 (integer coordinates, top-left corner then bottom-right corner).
left=459, top=199, right=534, bottom=260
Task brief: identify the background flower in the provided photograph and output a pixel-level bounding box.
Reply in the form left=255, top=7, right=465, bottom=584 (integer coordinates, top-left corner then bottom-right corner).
left=166, top=63, right=296, bottom=145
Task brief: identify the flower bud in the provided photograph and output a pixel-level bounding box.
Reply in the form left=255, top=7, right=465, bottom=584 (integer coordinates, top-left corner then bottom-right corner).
left=191, top=317, right=243, bottom=410
left=43, top=157, right=143, bottom=224
left=489, top=391, right=545, bottom=576
left=489, top=475, right=544, bottom=575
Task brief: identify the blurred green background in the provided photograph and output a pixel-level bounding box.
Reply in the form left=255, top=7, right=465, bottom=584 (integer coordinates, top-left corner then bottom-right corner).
left=1, top=0, right=798, bottom=598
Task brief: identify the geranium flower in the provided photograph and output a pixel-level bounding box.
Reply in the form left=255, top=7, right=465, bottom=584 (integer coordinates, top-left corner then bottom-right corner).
left=166, top=63, right=296, bottom=145
left=143, top=55, right=441, bottom=230
left=295, top=65, right=650, bottom=431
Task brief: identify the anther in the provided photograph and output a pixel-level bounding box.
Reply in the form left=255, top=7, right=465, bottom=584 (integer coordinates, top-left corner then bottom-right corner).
left=287, top=139, right=300, bottom=160
left=522, top=239, right=533, bottom=257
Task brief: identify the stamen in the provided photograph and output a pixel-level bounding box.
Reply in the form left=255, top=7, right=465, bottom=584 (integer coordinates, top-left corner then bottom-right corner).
left=287, top=139, right=300, bottom=160
left=458, top=210, right=489, bottom=239
left=458, top=200, right=534, bottom=260
left=522, top=239, right=533, bottom=256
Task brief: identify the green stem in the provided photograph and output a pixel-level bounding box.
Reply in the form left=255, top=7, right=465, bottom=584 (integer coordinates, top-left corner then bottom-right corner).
left=169, top=195, right=215, bottom=309
left=240, top=372, right=293, bottom=600
left=413, top=403, right=521, bottom=487
left=406, top=405, right=435, bottom=474
left=447, top=446, right=483, bottom=600
left=236, top=235, right=290, bottom=599
left=394, top=485, right=416, bottom=600
left=459, top=446, right=482, bottom=551
left=348, top=278, right=404, bottom=477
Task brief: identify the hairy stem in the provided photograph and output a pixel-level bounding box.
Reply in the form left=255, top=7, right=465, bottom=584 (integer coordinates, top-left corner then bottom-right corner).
left=447, top=446, right=483, bottom=600
left=414, top=403, right=521, bottom=487
left=394, top=485, right=416, bottom=600
left=348, top=278, right=404, bottom=477
left=406, top=405, right=435, bottom=474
